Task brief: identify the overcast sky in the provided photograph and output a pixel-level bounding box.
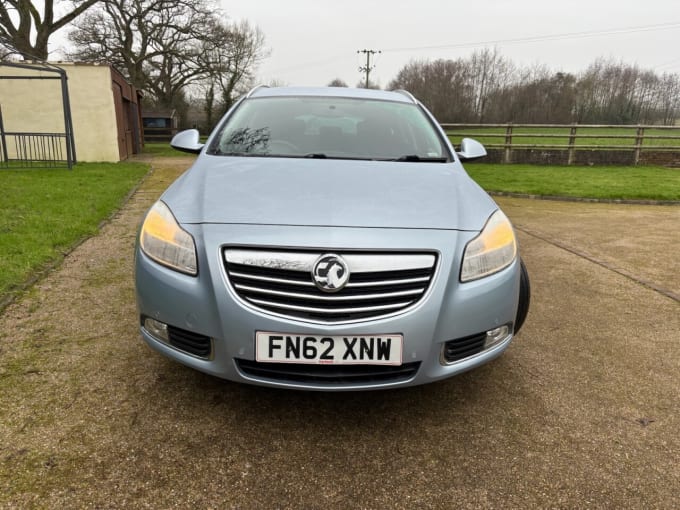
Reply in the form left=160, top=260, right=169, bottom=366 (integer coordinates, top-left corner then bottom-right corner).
left=222, top=0, right=680, bottom=87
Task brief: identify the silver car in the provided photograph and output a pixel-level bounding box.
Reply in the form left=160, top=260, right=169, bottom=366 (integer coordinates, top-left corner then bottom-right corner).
left=135, top=86, right=530, bottom=390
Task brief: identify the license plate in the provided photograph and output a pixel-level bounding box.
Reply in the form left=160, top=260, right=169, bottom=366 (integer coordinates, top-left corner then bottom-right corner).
left=255, top=332, right=403, bottom=365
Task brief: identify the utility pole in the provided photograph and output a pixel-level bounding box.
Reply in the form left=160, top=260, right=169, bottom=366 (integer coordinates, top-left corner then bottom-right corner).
left=357, top=49, right=381, bottom=88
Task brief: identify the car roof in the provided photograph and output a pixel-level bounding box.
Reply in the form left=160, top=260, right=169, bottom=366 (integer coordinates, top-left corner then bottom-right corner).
left=246, top=85, right=417, bottom=104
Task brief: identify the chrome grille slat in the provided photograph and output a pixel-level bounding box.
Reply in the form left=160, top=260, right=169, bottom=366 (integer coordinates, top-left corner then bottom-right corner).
left=346, top=276, right=430, bottom=288
left=234, top=283, right=425, bottom=302
left=248, top=298, right=413, bottom=314
left=229, top=271, right=316, bottom=287
left=224, top=249, right=437, bottom=323
left=230, top=271, right=430, bottom=289
left=226, top=249, right=435, bottom=272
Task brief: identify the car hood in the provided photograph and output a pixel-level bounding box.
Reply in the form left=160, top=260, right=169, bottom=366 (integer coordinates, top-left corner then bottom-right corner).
left=162, top=155, right=497, bottom=231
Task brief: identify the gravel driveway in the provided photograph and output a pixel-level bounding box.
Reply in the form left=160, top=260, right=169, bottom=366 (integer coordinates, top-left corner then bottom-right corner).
left=1, top=157, right=678, bottom=508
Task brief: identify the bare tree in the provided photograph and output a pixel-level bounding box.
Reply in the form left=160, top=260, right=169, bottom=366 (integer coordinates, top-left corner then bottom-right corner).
left=68, top=0, right=216, bottom=110
left=356, top=79, right=380, bottom=90
left=0, top=0, right=98, bottom=60
left=267, top=79, right=287, bottom=87
left=69, top=0, right=267, bottom=120
left=467, top=48, right=515, bottom=122
left=657, top=73, right=680, bottom=125
left=574, top=59, right=650, bottom=124
left=389, top=51, right=516, bottom=123
left=389, top=59, right=475, bottom=122
left=196, top=18, right=267, bottom=126
left=327, top=78, right=348, bottom=87
left=388, top=50, right=679, bottom=125
left=491, top=66, right=577, bottom=123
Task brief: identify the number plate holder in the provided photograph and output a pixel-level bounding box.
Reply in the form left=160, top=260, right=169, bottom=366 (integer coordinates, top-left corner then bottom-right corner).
left=255, top=332, right=403, bottom=365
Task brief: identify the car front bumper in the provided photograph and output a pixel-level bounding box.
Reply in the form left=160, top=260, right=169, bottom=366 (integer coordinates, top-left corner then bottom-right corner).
left=135, top=223, right=520, bottom=391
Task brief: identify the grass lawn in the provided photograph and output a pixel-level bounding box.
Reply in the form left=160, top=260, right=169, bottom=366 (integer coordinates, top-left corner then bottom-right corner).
left=143, top=138, right=208, bottom=157
left=142, top=142, right=184, bottom=157
left=465, top=164, right=680, bottom=201
left=0, top=162, right=149, bottom=303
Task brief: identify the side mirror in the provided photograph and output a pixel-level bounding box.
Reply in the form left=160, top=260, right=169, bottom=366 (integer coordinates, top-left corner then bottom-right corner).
left=170, top=129, right=204, bottom=154
left=456, top=138, right=487, bottom=161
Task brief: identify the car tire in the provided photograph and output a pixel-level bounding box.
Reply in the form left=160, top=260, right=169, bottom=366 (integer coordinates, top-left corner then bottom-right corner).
left=514, top=258, right=531, bottom=335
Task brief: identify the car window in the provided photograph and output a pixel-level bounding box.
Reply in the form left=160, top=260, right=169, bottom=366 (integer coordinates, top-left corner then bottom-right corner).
left=208, top=96, right=449, bottom=161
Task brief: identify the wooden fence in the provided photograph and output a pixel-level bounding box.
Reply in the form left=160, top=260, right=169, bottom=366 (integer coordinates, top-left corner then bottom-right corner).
left=441, top=123, right=680, bottom=166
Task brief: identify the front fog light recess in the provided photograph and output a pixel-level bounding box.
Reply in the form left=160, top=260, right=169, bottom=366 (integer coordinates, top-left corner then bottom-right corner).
left=144, top=317, right=169, bottom=343
left=484, top=325, right=511, bottom=349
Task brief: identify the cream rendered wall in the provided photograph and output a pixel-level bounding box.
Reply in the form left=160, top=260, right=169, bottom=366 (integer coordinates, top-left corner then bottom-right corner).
left=0, top=63, right=120, bottom=162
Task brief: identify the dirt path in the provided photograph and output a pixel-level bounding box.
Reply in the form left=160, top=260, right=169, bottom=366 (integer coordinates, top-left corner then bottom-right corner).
left=1, top=157, right=678, bottom=508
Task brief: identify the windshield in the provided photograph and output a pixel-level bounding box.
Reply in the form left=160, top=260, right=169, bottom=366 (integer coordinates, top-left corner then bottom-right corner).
left=207, top=96, right=450, bottom=161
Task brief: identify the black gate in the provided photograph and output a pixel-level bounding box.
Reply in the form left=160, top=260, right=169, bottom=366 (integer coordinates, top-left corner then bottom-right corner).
left=0, top=61, right=76, bottom=169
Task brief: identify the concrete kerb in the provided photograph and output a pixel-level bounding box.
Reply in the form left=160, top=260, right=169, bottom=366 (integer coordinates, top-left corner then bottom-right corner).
left=489, top=191, right=680, bottom=206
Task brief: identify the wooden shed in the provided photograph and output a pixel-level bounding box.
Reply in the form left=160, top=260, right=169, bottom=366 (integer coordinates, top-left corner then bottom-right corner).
left=142, top=110, right=178, bottom=142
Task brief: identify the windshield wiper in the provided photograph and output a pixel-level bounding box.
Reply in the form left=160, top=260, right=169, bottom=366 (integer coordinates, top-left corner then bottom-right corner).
left=213, top=151, right=299, bottom=158
left=304, top=153, right=373, bottom=161
left=212, top=150, right=261, bottom=157
left=393, top=155, right=448, bottom=162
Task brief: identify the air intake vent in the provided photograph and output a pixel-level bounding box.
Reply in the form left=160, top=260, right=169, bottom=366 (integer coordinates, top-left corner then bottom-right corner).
left=167, top=325, right=212, bottom=358
left=236, top=359, right=421, bottom=385
left=442, top=333, right=487, bottom=363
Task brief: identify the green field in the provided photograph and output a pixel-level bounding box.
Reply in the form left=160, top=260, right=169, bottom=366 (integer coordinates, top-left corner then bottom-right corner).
left=466, top=164, right=680, bottom=201
left=142, top=142, right=184, bottom=157
left=446, top=126, right=680, bottom=150
left=0, top=162, right=149, bottom=304
left=143, top=137, right=208, bottom=157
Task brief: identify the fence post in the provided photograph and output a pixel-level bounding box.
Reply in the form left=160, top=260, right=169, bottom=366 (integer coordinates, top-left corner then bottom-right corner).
left=567, top=124, right=577, bottom=165
left=504, top=123, right=513, bottom=163
left=0, top=105, right=8, bottom=165
left=633, top=126, right=645, bottom=165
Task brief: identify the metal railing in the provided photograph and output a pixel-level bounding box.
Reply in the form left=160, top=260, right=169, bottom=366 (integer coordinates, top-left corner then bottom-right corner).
left=0, top=62, right=76, bottom=170
left=0, top=132, right=71, bottom=169
left=442, top=123, right=680, bottom=165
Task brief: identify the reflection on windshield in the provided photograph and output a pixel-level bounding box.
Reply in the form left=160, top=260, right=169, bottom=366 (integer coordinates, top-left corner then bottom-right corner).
left=218, top=127, right=271, bottom=154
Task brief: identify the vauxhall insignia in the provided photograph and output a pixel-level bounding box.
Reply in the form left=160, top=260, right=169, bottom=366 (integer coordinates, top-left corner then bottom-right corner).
left=312, top=254, right=350, bottom=292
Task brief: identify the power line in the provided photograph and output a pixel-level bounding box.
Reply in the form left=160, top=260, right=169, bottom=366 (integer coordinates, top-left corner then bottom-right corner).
left=382, top=21, right=680, bottom=53
left=263, top=20, right=680, bottom=82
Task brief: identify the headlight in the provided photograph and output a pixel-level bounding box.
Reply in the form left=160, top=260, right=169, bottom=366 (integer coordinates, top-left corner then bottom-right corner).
left=140, top=201, right=198, bottom=275
left=460, top=210, right=516, bottom=282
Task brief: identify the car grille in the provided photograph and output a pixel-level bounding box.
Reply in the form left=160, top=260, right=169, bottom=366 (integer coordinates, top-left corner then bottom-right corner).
left=167, top=325, right=212, bottom=359
left=223, top=248, right=437, bottom=323
left=235, top=359, right=421, bottom=385
left=442, top=332, right=487, bottom=363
